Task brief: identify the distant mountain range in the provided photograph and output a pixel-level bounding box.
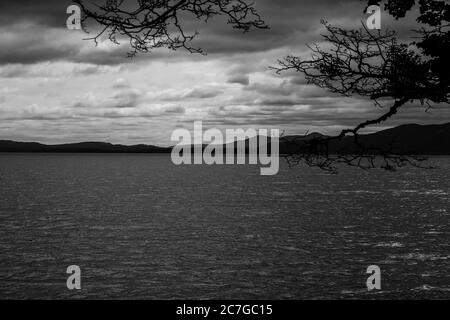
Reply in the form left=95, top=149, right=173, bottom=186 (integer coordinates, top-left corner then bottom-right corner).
left=282, top=123, right=450, bottom=155
left=1, top=123, right=449, bottom=155
left=0, top=141, right=171, bottom=153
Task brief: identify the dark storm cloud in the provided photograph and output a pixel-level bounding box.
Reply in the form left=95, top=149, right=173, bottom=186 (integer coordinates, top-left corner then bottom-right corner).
left=0, top=22, right=138, bottom=66
left=0, top=0, right=72, bottom=27
left=0, top=0, right=425, bottom=66
left=2, top=0, right=445, bottom=144
left=0, top=0, right=369, bottom=65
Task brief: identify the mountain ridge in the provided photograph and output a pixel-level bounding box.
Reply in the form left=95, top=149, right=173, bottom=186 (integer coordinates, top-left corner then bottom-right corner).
left=1, top=123, right=449, bottom=155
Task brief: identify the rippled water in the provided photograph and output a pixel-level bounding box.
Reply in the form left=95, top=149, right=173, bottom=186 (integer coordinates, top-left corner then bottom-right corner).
left=0, top=154, right=449, bottom=299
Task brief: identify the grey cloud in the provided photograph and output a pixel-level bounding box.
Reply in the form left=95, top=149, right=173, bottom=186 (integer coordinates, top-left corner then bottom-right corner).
left=256, top=98, right=304, bottom=107
left=0, top=63, right=115, bottom=78
left=156, top=87, right=223, bottom=101
left=112, top=79, right=131, bottom=89
left=72, top=88, right=143, bottom=110
left=0, top=0, right=428, bottom=67
left=0, top=0, right=72, bottom=27
left=184, top=87, right=223, bottom=99
left=0, top=23, right=134, bottom=66
left=0, top=0, right=370, bottom=65
left=245, top=80, right=296, bottom=96
left=1, top=0, right=447, bottom=143
left=164, top=106, right=186, bottom=114
left=227, top=74, right=250, bottom=86
left=289, top=75, right=309, bottom=86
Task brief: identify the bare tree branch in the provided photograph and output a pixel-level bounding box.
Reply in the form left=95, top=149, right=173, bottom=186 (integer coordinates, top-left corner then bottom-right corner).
left=273, top=21, right=447, bottom=172
left=74, top=0, right=268, bottom=56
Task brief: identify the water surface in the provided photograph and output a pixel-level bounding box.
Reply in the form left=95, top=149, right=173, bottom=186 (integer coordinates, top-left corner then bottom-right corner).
left=0, top=154, right=449, bottom=299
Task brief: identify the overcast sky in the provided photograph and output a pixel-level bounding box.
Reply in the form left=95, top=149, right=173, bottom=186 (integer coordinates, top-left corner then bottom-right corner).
left=0, top=0, right=448, bottom=145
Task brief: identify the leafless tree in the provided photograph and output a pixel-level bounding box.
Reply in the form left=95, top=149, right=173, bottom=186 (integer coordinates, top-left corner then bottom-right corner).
left=74, top=1, right=448, bottom=173
left=74, top=0, right=267, bottom=56
left=274, top=18, right=448, bottom=173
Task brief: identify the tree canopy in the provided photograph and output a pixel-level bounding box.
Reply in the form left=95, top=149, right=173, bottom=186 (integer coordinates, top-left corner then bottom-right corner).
left=274, top=0, right=449, bottom=172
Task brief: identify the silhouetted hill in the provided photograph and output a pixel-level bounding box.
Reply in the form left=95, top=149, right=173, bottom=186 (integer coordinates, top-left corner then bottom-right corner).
left=0, top=141, right=171, bottom=153
left=325, top=123, right=450, bottom=155
left=1, top=123, right=449, bottom=154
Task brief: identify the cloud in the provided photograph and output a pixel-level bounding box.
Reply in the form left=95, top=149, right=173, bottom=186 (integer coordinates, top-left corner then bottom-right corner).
left=0, top=62, right=117, bottom=78
left=0, top=0, right=71, bottom=28
left=0, top=0, right=448, bottom=144
left=0, top=0, right=368, bottom=66
left=72, top=88, right=143, bottom=110
left=184, top=87, right=223, bottom=99
left=0, top=22, right=145, bottom=66
left=164, top=105, right=186, bottom=114
left=3, top=104, right=75, bottom=121
left=112, top=78, right=131, bottom=89
left=245, top=80, right=296, bottom=96
left=227, top=74, right=250, bottom=86
left=155, top=86, right=224, bottom=101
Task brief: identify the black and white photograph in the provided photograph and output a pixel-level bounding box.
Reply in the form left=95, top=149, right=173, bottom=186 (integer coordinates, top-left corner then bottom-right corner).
left=0, top=0, right=449, bottom=306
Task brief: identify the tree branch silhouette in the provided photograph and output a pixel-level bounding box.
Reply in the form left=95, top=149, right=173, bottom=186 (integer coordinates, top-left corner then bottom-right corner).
left=274, top=0, right=449, bottom=172
left=74, top=0, right=268, bottom=56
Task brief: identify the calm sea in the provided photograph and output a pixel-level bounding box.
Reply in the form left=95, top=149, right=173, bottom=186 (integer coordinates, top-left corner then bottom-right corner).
left=0, top=154, right=449, bottom=299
